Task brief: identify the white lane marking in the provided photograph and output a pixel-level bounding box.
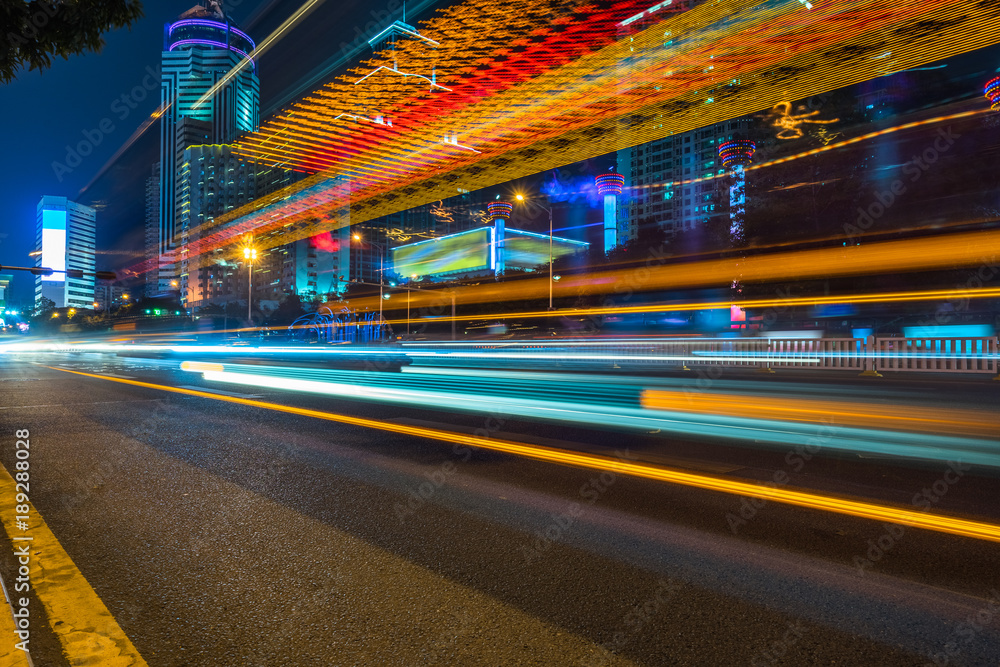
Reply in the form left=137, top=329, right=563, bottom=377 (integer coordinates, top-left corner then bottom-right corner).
left=0, top=399, right=168, bottom=410
left=177, top=385, right=263, bottom=399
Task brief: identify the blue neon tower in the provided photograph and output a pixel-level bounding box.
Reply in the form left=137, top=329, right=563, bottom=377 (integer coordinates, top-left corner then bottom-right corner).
left=488, top=201, right=513, bottom=277
left=596, top=170, right=625, bottom=252
left=985, top=76, right=1000, bottom=110
left=718, top=139, right=755, bottom=247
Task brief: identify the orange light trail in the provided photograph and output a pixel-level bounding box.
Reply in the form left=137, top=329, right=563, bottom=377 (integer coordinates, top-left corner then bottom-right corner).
left=641, top=390, right=999, bottom=439
left=45, top=366, right=1000, bottom=544
left=363, top=286, right=1000, bottom=327
left=345, top=229, right=1000, bottom=313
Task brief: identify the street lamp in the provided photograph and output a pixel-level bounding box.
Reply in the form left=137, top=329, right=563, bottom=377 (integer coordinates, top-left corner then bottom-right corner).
left=384, top=284, right=457, bottom=340
left=243, top=241, right=257, bottom=324
left=515, top=193, right=554, bottom=310
left=352, top=234, right=387, bottom=323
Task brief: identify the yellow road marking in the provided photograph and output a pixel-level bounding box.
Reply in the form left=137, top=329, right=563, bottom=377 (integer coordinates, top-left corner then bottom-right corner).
left=47, top=365, right=1000, bottom=544
left=0, top=465, right=147, bottom=666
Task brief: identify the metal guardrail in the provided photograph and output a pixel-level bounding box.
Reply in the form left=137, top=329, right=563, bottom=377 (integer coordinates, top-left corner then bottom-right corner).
left=415, top=336, right=999, bottom=376
left=871, top=336, right=998, bottom=374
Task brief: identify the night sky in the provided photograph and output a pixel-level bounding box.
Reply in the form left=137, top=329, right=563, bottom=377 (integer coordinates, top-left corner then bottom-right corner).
left=0, top=0, right=430, bottom=305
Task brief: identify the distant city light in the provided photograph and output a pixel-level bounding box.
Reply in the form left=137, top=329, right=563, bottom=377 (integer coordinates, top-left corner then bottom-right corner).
left=985, top=76, right=1000, bottom=110
left=718, top=140, right=756, bottom=168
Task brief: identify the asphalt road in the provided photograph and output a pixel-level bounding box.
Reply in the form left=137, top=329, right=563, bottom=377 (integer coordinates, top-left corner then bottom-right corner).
left=1, top=351, right=999, bottom=666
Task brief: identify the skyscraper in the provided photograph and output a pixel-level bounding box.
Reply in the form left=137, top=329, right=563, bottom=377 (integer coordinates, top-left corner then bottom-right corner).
left=34, top=196, right=96, bottom=310
left=158, top=2, right=259, bottom=292
left=0, top=274, right=12, bottom=312
left=177, top=143, right=293, bottom=307
left=144, top=163, right=160, bottom=297
left=617, top=118, right=753, bottom=239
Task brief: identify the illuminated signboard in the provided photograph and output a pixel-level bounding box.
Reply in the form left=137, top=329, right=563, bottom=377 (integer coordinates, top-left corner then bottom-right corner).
left=392, top=226, right=589, bottom=279
left=391, top=227, right=491, bottom=278
left=41, top=209, right=66, bottom=281
left=504, top=229, right=589, bottom=270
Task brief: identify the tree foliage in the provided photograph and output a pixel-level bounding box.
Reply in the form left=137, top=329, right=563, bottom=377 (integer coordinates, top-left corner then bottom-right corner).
left=1, top=1, right=144, bottom=84
left=266, top=293, right=307, bottom=325
left=30, top=296, right=55, bottom=318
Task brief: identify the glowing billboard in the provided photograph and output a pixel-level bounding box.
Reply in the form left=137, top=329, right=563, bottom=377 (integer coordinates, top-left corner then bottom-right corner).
left=392, top=225, right=589, bottom=280
left=505, top=229, right=589, bottom=270
left=392, top=228, right=491, bottom=278
left=41, top=209, right=66, bottom=281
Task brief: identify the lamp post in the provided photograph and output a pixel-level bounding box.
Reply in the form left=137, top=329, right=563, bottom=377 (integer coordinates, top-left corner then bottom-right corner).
left=384, top=283, right=457, bottom=340
left=243, top=242, right=257, bottom=324
left=353, top=234, right=387, bottom=323
left=515, top=194, right=554, bottom=310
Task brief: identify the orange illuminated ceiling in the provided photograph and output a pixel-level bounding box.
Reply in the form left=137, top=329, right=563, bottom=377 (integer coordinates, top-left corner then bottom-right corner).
left=139, top=0, right=1000, bottom=276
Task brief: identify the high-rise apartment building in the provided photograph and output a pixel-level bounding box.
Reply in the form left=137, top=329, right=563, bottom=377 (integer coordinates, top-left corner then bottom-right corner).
left=177, top=143, right=295, bottom=307
left=34, top=196, right=96, bottom=309
left=617, top=117, right=753, bottom=239
left=0, top=274, right=11, bottom=311
left=158, top=3, right=259, bottom=292
left=144, top=163, right=161, bottom=297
